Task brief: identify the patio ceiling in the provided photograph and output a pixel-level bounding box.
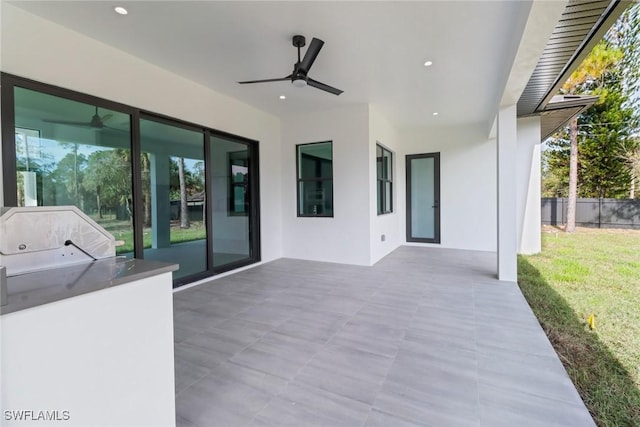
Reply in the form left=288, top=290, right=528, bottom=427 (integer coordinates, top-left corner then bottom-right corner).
left=7, top=1, right=536, bottom=130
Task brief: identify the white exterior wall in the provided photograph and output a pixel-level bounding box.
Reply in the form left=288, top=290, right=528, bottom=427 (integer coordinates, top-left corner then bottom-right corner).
left=281, top=104, right=371, bottom=265
left=401, top=125, right=497, bottom=252
left=369, top=105, right=402, bottom=264
left=517, top=116, right=542, bottom=254
left=0, top=4, right=283, bottom=262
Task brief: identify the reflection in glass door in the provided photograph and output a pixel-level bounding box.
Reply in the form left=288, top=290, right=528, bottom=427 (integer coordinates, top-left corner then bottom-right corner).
left=12, top=87, right=135, bottom=257
left=140, top=118, right=207, bottom=280
left=406, top=153, right=440, bottom=243
left=210, top=135, right=253, bottom=269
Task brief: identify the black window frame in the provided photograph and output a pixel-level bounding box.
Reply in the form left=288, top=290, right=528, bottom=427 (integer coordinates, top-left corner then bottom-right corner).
left=0, top=72, right=261, bottom=288
left=296, top=141, right=334, bottom=218
left=376, top=143, right=393, bottom=215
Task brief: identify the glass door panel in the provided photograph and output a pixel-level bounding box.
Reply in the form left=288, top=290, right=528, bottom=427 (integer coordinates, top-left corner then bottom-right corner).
left=13, top=87, right=135, bottom=257
left=210, top=136, right=252, bottom=269
left=140, top=118, right=207, bottom=280
left=406, top=153, right=440, bottom=243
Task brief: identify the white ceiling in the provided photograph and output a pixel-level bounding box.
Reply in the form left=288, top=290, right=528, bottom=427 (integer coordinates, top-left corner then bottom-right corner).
left=8, top=1, right=534, bottom=130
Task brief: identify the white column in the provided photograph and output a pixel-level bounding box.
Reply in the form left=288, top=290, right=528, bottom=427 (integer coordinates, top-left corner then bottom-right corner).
left=150, top=154, right=171, bottom=248
left=497, top=105, right=518, bottom=282
left=516, top=116, right=542, bottom=254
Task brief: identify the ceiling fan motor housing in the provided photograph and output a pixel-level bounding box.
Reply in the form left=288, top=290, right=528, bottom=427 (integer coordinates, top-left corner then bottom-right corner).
left=292, top=35, right=306, bottom=48
left=292, top=77, right=307, bottom=87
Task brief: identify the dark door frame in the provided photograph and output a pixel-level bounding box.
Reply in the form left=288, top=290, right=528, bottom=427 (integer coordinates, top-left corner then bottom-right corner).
left=406, top=152, right=440, bottom=244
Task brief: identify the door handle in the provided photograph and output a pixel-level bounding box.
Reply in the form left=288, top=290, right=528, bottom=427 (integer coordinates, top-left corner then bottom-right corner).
left=432, top=202, right=439, bottom=208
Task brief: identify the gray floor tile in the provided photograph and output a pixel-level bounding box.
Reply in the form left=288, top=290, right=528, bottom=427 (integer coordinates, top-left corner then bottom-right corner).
left=478, top=383, right=596, bottom=427
left=311, top=295, right=367, bottom=316
left=230, top=332, right=321, bottom=380
left=174, top=340, right=229, bottom=370
left=206, top=361, right=289, bottom=396
left=273, top=310, right=349, bottom=344
left=402, top=326, right=476, bottom=353
left=374, top=389, right=480, bottom=427
left=176, top=413, right=198, bottom=427
left=233, top=302, right=301, bottom=327
left=173, top=247, right=594, bottom=427
left=330, top=319, right=406, bottom=357
left=364, top=409, right=432, bottom=427
left=211, top=317, right=272, bottom=343
left=174, top=357, right=211, bottom=396
left=477, top=352, right=583, bottom=405
left=476, top=322, right=555, bottom=356
left=181, top=328, right=255, bottom=360
left=174, top=306, right=229, bottom=332
left=367, top=289, right=422, bottom=310
left=296, top=344, right=394, bottom=404
left=249, top=396, right=345, bottom=427
left=176, top=375, right=272, bottom=427
left=278, top=381, right=371, bottom=426
left=353, top=303, right=415, bottom=329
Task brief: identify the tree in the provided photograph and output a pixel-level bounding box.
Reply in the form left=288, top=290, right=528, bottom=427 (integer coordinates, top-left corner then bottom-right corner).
left=614, top=3, right=640, bottom=197
left=83, top=150, right=131, bottom=219
left=577, top=84, right=636, bottom=198
left=177, top=157, right=190, bottom=229
left=141, top=153, right=152, bottom=227
left=49, top=151, right=88, bottom=206
left=559, top=41, right=622, bottom=232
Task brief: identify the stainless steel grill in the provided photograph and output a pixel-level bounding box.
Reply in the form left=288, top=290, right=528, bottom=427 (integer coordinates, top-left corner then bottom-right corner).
left=0, top=206, right=119, bottom=304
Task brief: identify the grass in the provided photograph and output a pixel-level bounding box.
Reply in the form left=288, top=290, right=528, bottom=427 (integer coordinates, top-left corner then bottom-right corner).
left=518, top=226, right=640, bottom=426
left=92, top=215, right=207, bottom=254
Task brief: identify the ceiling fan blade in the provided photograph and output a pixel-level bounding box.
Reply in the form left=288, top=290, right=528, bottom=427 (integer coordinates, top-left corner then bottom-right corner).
left=102, top=125, right=128, bottom=133
left=307, top=78, right=343, bottom=96
left=238, top=76, right=291, bottom=84
left=101, top=113, right=114, bottom=122
left=299, top=38, right=324, bottom=74
left=43, top=119, right=93, bottom=126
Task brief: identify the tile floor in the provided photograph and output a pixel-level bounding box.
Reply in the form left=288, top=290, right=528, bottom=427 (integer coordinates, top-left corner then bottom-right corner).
left=173, top=246, right=594, bottom=427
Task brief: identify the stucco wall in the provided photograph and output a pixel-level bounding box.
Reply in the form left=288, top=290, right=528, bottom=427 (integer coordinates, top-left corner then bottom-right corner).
left=401, top=125, right=498, bottom=252
left=281, top=104, right=372, bottom=265
left=369, top=105, right=402, bottom=264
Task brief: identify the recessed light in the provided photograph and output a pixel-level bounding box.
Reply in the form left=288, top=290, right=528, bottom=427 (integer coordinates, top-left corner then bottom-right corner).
left=432, top=112, right=439, bottom=116
left=114, top=6, right=128, bottom=15
left=424, top=60, right=433, bottom=67
left=279, top=95, right=286, bottom=100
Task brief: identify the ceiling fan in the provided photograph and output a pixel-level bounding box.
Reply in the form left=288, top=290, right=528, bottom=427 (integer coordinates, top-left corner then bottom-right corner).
left=44, top=106, right=119, bottom=130
left=238, top=35, right=343, bottom=96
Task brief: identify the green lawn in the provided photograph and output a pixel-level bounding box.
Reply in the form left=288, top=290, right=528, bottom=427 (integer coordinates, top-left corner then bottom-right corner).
left=518, top=227, right=640, bottom=426
left=92, top=216, right=207, bottom=254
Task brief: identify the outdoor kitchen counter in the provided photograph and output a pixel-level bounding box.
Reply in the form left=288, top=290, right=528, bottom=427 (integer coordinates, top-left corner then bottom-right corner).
left=2, top=257, right=178, bottom=427
left=0, top=257, right=178, bottom=315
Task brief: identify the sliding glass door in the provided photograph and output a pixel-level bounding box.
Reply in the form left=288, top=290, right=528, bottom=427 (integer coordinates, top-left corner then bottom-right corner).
left=2, top=73, right=261, bottom=286
left=140, top=117, right=207, bottom=280
left=210, top=135, right=256, bottom=270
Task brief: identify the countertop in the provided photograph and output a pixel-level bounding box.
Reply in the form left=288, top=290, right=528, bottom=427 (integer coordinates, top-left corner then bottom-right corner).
left=1, top=257, right=178, bottom=315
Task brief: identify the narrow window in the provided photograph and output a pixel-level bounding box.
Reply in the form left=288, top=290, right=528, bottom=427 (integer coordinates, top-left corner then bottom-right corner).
left=377, top=144, right=393, bottom=214
left=228, top=150, right=249, bottom=216
left=297, top=141, right=333, bottom=217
